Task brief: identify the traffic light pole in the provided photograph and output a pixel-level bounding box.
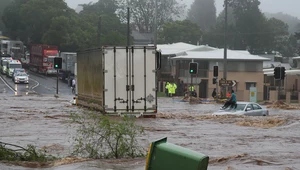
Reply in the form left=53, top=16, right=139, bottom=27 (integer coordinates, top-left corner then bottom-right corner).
left=216, top=78, right=218, bottom=99
left=190, top=74, right=193, bottom=97
left=56, top=69, right=59, bottom=95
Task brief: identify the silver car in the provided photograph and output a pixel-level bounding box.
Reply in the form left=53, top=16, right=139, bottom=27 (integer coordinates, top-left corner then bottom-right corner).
left=13, top=72, right=29, bottom=84
left=213, top=102, right=269, bottom=116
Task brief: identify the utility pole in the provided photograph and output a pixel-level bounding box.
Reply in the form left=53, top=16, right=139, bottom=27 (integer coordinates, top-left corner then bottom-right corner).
left=154, top=0, right=158, bottom=47
left=97, top=16, right=101, bottom=45
left=223, top=0, right=228, bottom=96
left=127, top=1, right=130, bottom=46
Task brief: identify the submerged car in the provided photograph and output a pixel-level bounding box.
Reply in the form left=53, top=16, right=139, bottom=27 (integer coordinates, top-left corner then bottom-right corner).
left=213, top=102, right=269, bottom=116
left=13, top=72, right=29, bottom=84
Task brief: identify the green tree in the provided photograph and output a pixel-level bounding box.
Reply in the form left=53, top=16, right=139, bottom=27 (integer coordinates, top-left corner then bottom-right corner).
left=159, top=20, right=202, bottom=44
left=2, top=0, right=29, bottom=40
left=18, top=0, right=70, bottom=43
left=78, top=0, right=128, bottom=46
left=187, top=0, right=216, bottom=31
left=267, top=18, right=289, bottom=53
left=118, top=0, right=185, bottom=32
left=227, top=0, right=270, bottom=51
left=0, top=0, right=13, bottom=34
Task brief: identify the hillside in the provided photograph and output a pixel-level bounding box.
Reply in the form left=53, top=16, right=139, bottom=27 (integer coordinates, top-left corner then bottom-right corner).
left=264, top=12, right=300, bottom=34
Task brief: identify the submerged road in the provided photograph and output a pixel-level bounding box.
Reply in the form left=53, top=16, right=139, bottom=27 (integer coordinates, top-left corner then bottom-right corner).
left=0, top=71, right=73, bottom=96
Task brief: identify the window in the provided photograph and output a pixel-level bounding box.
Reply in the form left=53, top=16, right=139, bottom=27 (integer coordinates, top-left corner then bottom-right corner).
left=235, top=104, right=246, bottom=111
left=246, top=104, right=253, bottom=110
left=252, top=104, right=262, bottom=110
left=246, top=82, right=256, bottom=90
left=9, top=64, right=22, bottom=69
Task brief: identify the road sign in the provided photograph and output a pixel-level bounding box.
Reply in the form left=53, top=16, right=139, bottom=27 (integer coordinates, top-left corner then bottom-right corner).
left=219, top=80, right=237, bottom=87
left=250, top=87, right=257, bottom=102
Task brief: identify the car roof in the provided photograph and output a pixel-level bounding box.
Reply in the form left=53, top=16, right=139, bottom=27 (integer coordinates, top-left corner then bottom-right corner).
left=15, top=68, right=24, bottom=70
left=236, top=102, right=259, bottom=105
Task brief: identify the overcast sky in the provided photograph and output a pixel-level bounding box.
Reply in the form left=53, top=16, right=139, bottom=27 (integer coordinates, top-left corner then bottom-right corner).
left=65, top=0, right=300, bottom=19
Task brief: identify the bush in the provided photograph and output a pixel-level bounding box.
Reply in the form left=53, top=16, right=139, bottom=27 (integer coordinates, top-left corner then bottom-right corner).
left=71, top=112, right=145, bottom=159
left=0, top=142, right=56, bottom=162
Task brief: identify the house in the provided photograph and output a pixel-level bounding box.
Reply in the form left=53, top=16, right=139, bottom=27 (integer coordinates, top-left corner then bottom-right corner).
left=157, top=42, right=270, bottom=101
left=262, top=54, right=300, bottom=101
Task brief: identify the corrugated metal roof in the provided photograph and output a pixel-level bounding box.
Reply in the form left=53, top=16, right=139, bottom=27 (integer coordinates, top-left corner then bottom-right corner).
left=171, top=49, right=270, bottom=61
left=157, top=42, right=198, bottom=55
left=292, top=56, right=300, bottom=60
left=263, top=61, right=292, bottom=69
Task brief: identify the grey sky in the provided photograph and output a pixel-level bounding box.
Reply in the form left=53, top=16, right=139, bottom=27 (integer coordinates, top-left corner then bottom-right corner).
left=65, top=0, right=300, bottom=19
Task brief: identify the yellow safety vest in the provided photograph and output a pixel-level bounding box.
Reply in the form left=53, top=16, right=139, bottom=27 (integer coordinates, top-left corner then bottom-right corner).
left=189, top=86, right=194, bottom=91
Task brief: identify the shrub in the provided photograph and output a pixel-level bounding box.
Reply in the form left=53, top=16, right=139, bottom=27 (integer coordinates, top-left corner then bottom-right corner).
left=71, top=112, right=145, bottom=159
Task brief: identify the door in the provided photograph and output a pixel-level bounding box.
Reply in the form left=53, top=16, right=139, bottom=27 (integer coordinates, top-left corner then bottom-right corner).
left=252, top=104, right=264, bottom=116
left=244, top=104, right=256, bottom=116
left=199, top=79, right=208, bottom=98
left=104, top=46, right=158, bottom=114
left=263, top=85, right=269, bottom=100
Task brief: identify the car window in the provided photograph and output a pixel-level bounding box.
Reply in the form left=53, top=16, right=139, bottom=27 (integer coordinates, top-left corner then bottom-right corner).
left=235, top=104, right=246, bottom=111
left=252, top=104, right=262, bottom=110
left=17, top=73, right=27, bottom=76
left=246, top=104, right=254, bottom=111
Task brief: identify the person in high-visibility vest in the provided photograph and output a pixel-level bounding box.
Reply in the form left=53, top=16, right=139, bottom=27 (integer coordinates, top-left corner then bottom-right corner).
left=165, top=82, right=170, bottom=97
left=189, top=85, right=194, bottom=91
left=168, top=82, right=177, bottom=97
left=188, top=85, right=197, bottom=97
left=173, top=82, right=177, bottom=96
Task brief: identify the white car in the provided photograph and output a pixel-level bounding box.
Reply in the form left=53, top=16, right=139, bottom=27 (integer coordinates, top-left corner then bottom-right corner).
left=13, top=72, right=29, bottom=84
left=213, top=102, right=269, bottom=116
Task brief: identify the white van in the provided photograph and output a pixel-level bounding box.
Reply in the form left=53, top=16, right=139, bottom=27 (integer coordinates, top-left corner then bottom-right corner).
left=6, top=59, right=22, bottom=77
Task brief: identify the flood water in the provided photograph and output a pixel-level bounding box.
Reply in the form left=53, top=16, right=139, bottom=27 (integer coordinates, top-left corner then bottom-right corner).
left=0, top=95, right=300, bottom=170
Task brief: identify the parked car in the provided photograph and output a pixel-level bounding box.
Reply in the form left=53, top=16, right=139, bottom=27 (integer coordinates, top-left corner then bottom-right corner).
left=212, top=102, right=269, bottom=116
left=12, top=68, right=26, bottom=80
left=13, top=72, right=29, bottom=84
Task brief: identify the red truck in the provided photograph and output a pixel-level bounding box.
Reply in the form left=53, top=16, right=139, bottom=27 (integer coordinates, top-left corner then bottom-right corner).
left=29, top=44, right=59, bottom=75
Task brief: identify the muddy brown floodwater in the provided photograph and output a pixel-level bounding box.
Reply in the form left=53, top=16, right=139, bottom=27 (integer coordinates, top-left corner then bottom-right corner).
left=0, top=95, right=300, bottom=170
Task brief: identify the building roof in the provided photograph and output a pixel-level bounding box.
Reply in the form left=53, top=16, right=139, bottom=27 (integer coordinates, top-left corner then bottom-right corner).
left=157, top=42, right=198, bottom=56
left=263, top=61, right=292, bottom=69
left=292, top=56, right=300, bottom=60
left=171, top=48, right=270, bottom=61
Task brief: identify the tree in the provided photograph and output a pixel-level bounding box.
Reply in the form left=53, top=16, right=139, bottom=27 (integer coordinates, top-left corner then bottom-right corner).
left=226, top=0, right=271, bottom=51
left=78, top=1, right=128, bottom=46
left=187, top=0, right=216, bottom=31
left=79, top=0, right=118, bottom=16
left=159, top=20, right=202, bottom=44
left=0, top=0, right=13, bottom=34
left=19, top=0, right=70, bottom=43
left=118, top=0, right=185, bottom=33
left=2, top=0, right=30, bottom=40
left=267, top=18, right=289, bottom=52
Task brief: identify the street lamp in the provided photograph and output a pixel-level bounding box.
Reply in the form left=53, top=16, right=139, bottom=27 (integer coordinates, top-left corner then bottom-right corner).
left=154, top=0, right=158, bottom=48
left=223, top=0, right=228, bottom=81
left=127, top=0, right=130, bottom=46
left=223, top=0, right=228, bottom=97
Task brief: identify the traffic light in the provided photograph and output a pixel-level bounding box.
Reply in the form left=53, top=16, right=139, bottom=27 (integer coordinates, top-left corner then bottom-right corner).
left=189, top=62, right=198, bottom=74
left=54, top=57, right=62, bottom=69
left=280, top=67, right=286, bottom=80
left=213, top=66, right=218, bottom=77
left=274, top=67, right=280, bottom=79
left=213, top=77, right=217, bottom=84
